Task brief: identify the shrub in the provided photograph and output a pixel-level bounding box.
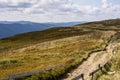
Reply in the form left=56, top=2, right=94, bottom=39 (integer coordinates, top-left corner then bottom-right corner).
left=0, top=58, right=18, bottom=65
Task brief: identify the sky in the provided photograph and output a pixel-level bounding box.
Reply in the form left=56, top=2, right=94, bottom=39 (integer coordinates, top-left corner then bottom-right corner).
left=0, top=0, right=120, bottom=22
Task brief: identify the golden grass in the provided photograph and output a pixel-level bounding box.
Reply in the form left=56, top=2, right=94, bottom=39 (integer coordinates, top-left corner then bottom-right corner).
left=0, top=39, right=103, bottom=78
left=0, top=31, right=115, bottom=79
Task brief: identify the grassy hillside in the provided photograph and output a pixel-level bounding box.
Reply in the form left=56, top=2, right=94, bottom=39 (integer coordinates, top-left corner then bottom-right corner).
left=75, top=18, right=120, bottom=31
left=0, top=19, right=120, bottom=79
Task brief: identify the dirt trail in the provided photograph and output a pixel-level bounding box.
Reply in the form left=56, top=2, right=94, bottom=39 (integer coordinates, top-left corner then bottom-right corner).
left=63, top=34, right=120, bottom=80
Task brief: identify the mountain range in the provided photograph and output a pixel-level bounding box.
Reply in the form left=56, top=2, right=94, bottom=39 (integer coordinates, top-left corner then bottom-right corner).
left=0, top=21, right=85, bottom=39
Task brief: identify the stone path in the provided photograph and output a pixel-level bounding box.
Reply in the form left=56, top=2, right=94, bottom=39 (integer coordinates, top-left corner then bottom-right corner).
left=63, top=34, right=120, bottom=80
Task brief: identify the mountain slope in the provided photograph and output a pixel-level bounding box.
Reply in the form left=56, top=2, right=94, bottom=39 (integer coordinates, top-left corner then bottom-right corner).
left=0, top=19, right=119, bottom=80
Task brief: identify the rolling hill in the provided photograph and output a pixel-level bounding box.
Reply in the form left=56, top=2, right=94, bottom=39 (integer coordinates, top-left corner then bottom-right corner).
left=0, top=19, right=120, bottom=80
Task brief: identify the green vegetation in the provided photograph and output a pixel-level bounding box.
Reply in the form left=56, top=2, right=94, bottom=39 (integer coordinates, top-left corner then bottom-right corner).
left=0, top=19, right=120, bottom=79
left=0, top=58, right=18, bottom=65
left=75, top=18, right=120, bottom=31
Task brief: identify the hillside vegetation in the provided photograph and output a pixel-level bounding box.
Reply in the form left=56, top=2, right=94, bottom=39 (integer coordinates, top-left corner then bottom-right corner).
left=0, top=19, right=120, bottom=79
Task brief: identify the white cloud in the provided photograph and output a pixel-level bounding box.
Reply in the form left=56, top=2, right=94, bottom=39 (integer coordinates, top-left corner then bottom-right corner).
left=102, top=0, right=108, bottom=8
left=0, top=0, right=119, bottom=22
left=24, top=0, right=77, bottom=14
left=0, top=0, right=96, bottom=14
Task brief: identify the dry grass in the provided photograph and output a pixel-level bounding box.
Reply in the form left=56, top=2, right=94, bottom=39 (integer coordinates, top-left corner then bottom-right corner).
left=0, top=40, right=102, bottom=78
left=0, top=25, right=116, bottom=79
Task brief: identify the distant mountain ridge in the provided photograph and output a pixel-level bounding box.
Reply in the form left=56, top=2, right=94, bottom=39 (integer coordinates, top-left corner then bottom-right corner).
left=0, top=21, right=85, bottom=39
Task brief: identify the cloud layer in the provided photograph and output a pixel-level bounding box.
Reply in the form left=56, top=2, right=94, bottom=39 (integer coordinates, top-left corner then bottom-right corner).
left=0, top=0, right=119, bottom=22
